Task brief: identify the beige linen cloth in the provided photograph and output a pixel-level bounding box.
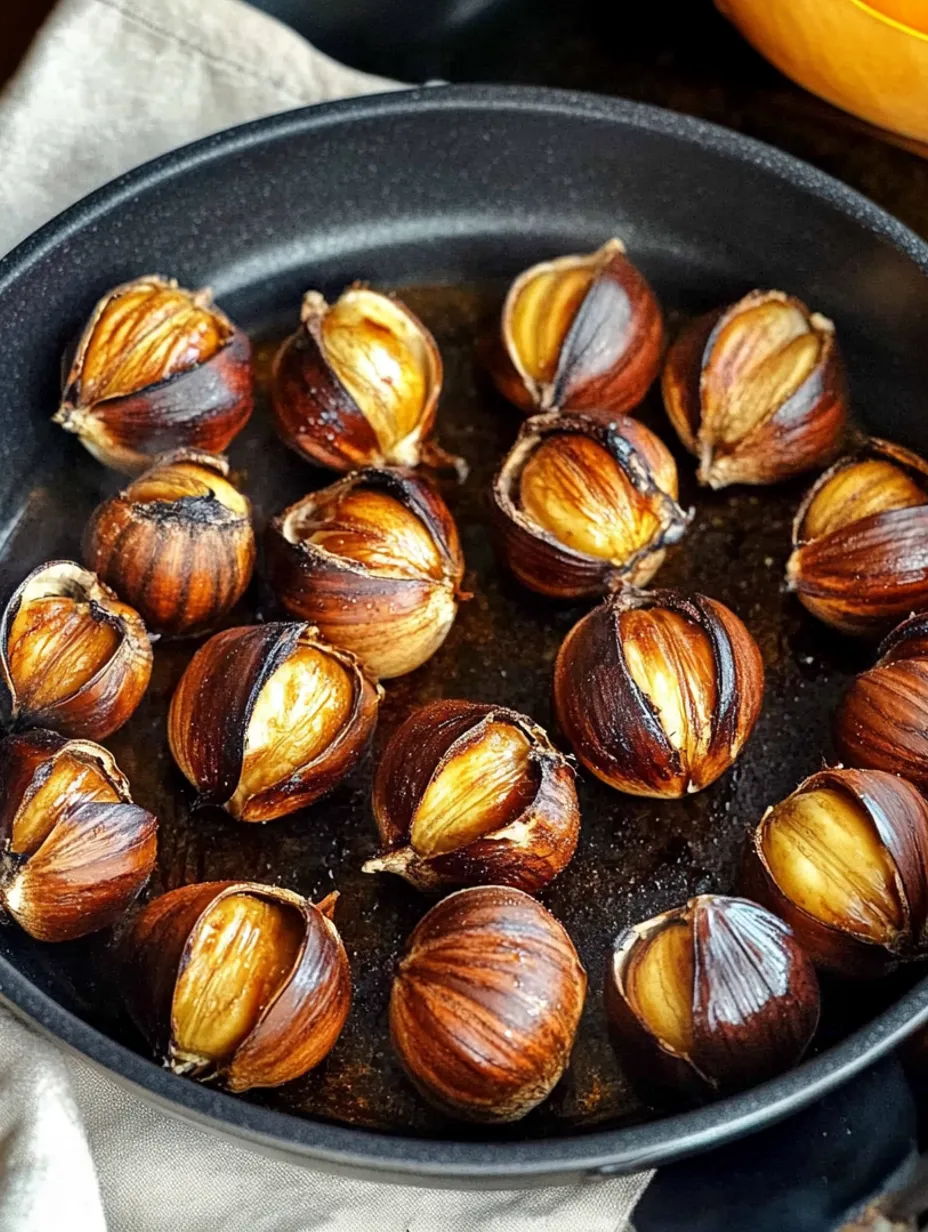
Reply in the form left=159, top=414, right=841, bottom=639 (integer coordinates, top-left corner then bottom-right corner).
left=0, top=0, right=651, bottom=1228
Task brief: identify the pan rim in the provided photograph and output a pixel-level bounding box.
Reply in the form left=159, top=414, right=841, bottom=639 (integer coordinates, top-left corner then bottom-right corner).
left=2, top=81, right=928, bottom=1182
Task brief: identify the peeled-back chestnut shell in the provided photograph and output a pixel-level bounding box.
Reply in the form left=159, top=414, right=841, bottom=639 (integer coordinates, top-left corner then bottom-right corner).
left=83, top=449, right=255, bottom=638
left=743, top=767, right=928, bottom=978
left=661, top=289, right=847, bottom=489
left=491, top=411, right=690, bottom=598
left=605, top=895, right=819, bottom=1104
left=0, top=728, right=157, bottom=941
left=390, top=885, right=586, bottom=1122
left=167, top=622, right=381, bottom=821
left=554, top=587, right=764, bottom=797
left=787, top=438, right=928, bottom=637
left=488, top=238, right=664, bottom=416
left=55, top=276, right=253, bottom=474
left=0, top=560, right=153, bottom=739
left=362, top=698, right=579, bottom=892
left=265, top=467, right=466, bottom=679
left=123, top=881, right=350, bottom=1092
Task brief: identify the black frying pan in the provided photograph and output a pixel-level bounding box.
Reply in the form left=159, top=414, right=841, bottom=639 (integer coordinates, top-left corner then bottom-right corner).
left=1, top=85, right=928, bottom=1188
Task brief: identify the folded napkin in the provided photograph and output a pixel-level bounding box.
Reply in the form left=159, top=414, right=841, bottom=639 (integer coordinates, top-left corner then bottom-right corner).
left=0, top=1, right=651, bottom=1228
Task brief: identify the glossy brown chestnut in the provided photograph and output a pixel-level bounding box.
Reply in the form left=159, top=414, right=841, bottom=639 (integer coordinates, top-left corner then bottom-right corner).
left=743, top=768, right=928, bottom=978
left=488, top=238, right=664, bottom=416
left=554, top=588, right=764, bottom=797
left=0, top=728, right=157, bottom=941
left=492, top=411, right=690, bottom=598
left=265, top=467, right=466, bottom=679
left=605, top=895, right=819, bottom=1104
left=167, top=622, right=381, bottom=821
left=83, top=449, right=255, bottom=638
left=55, top=276, right=253, bottom=474
left=389, top=885, right=586, bottom=1121
left=124, top=881, right=350, bottom=1091
left=0, top=560, right=153, bottom=739
left=786, top=438, right=928, bottom=636
left=271, top=285, right=463, bottom=476
left=662, top=289, right=847, bottom=489
left=362, top=699, right=579, bottom=892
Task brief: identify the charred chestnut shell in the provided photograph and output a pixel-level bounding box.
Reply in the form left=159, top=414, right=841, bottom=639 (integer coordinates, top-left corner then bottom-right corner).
left=492, top=411, right=689, bottom=598
left=362, top=698, right=579, bottom=892
left=662, top=289, right=847, bottom=489
left=605, top=895, right=819, bottom=1104
left=554, top=587, right=764, bottom=797
left=55, top=276, right=253, bottom=474
left=743, top=767, right=928, bottom=978
left=265, top=467, right=466, bottom=679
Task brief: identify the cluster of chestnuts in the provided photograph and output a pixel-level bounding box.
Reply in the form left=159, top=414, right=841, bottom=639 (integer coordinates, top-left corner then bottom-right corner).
left=4, top=235, right=925, bottom=1122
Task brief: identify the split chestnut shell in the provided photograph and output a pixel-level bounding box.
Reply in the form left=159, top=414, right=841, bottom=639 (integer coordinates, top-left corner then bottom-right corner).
left=390, top=885, right=586, bottom=1121
left=265, top=467, right=466, bottom=679
left=0, top=729, right=157, bottom=941
left=0, top=561, right=153, bottom=739
left=743, top=767, right=928, bottom=978
left=83, top=449, right=255, bottom=638
left=167, top=622, right=380, bottom=821
left=488, top=238, right=663, bottom=416
left=662, top=289, right=847, bottom=489
left=55, top=276, right=253, bottom=474
left=554, top=588, right=764, bottom=797
left=492, top=411, right=689, bottom=598
left=124, top=881, right=350, bottom=1092
left=362, top=699, right=579, bottom=892
left=605, top=895, right=819, bottom=1104
left=787, top=438, right=928, bottom=637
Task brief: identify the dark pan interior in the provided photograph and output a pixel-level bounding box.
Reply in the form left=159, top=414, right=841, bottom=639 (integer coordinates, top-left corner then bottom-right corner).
left=2, top=86, right=928, bottom=1184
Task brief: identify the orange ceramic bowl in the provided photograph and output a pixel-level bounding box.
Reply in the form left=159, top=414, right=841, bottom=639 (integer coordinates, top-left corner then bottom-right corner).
left=717, top=0, right=928, bottom=147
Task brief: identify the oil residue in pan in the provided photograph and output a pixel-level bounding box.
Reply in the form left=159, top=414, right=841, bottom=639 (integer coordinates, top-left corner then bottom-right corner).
left=0, top=284, right=912, bottom=1140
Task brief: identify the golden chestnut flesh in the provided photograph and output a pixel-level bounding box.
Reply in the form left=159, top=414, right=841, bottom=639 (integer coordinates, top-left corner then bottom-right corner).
left=0, top=729, right=157, bottom=941
left=605, top=895, right=819, bottom=1103
left=167, top=622, right=380, bottom=821
left=491, top=238, right=664, bottom=416
left=55, top=276, right=253, bottom=473
left=492, top=412, right=689, bottom=598
left=787, top=440, right=928, bottom=636
left=363, top=698, right=579, bottom=893
left=661, top=290, right=846, bottom=488
left=0, top=561, right=152, bottom=739
left=265, top=468, right=466, bottom=679
left=743, top=768, right=928, bottom=977
left=389, top=886, right=586, bottom=1121
left=83, top=450, right=255, bottom=637
left=124, top=882, right=351, bottom=1091
left=554, top=588, right=763, bottom=797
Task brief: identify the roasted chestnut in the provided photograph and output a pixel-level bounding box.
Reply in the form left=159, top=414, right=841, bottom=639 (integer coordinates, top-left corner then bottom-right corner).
left=834, top=613, right=928, bottom=791
left=265, top=467, right=466, bottom=679
left=83, top=449, right=255, bottom=638
left=271, top=285, right=463, bottom=476
left=487, top=238, right=663, bottom=416
left=124, top=881, right=350, bottom=1091
left=743, top=768, right=928, bottom=978
left=390, top=885, right=586, bottom=1121
left=605, top=895, right=818, bottom=1103
left=0, top=561, right=152, bottom=739
left=54, top=276, right=252, bottom=474
left=492, top=412, right=689, bottom=598
left=662, top=289, right=847, bottom=488
left=0, top=729, right=157, bottom=941
left=786, top=438, right=928, bottom=636
left=167, top=622, right=380, bottom=821
left=554, top=588, right=764, bottom=797
left=362, top=699, right=579, bottom=892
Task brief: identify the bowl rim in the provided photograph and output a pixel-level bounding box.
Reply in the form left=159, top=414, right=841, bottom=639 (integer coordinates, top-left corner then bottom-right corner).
left=849, top=0, right=928, bottom=41
left=2, top=82, right=928, bottom=1183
